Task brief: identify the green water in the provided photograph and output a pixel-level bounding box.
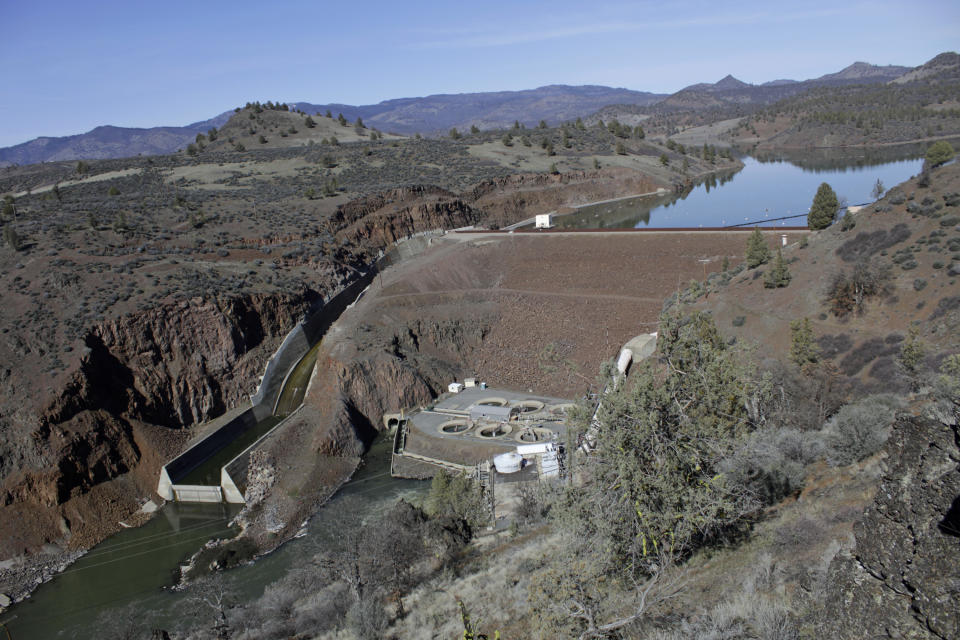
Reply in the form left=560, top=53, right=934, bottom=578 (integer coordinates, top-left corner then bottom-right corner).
left=178, top=415, right=283, bottom=486
left=179, top=335, right=322, bottom=486
left=2, top=438, right=425, bottom=639
left=274, top=340, right=322, bottom=416
left=2, top=502, right=241, bottom=638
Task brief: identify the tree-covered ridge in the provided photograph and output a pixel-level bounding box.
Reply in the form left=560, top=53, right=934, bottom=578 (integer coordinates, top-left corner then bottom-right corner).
left=728, top=80, right=960, bottom=146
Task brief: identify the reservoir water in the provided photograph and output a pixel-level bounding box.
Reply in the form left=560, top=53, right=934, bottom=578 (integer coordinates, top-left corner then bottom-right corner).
left=0, top=141, right=936, bottom=637
left=557, top=146, right=928, bottom=229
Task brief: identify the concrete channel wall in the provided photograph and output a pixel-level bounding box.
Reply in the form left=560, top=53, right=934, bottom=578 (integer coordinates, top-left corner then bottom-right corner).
left=158, top=232, right=444, bottom=504
left=158, top=407, right=259, bottom=500
left=222, top=406, right=305, bottom=502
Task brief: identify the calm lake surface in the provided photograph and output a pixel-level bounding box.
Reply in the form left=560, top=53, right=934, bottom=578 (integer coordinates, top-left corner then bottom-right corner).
left=556, top=147, right=927, bottom=229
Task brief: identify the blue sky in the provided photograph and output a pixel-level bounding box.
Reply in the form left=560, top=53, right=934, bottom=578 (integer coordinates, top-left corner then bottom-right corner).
left=0, top=0, right=957, bottom=147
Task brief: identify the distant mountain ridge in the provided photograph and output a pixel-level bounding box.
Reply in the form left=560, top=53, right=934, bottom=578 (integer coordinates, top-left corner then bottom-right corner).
left=289, top=84, right=666, bottom=135
left=657, top=61, right=913, bottom=111
left=0, top=112, right=232, bottom=167
left=0, top=54, right=951, bottom=166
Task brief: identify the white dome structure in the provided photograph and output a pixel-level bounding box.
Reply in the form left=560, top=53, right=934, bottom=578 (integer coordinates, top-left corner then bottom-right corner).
left=493, top=452, right=523, bottom=474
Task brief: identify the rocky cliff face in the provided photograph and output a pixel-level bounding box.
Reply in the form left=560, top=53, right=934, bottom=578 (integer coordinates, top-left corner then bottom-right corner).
left=819, top=411, right=960, bottom=639
left=327, top=185, right=479, bottom=249
left=0, top=289, right=319, bottom=559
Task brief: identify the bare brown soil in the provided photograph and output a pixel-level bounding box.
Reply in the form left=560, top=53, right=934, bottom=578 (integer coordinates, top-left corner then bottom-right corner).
left=333, top=229, right=805, bottom=400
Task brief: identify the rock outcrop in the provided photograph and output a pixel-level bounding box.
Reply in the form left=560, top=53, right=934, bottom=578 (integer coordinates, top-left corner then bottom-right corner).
left=819, top=412, right=960, bottom=639
left=328, top=185, right=479, bottom=249
left=0, top=289, right=319, bottom=559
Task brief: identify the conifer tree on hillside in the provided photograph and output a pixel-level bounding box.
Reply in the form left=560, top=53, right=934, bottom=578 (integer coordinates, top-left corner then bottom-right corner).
left=764, top=248, right=791, bottom=288
left=745, top=227, right=771, bottom=268
left=808, top=182, right=838, bottom=230
left=789, top=317, right=819, bottom=367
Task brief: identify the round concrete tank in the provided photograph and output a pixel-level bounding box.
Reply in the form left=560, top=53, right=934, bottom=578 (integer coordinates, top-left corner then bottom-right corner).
left=439, top=419, right=470, bottom=434
left=516, top=426, right=553, bottom=443
left=494, top=452, right=523, bottom=474
left=478, top=424, right=512, bottom=438
left=518, top=400, right=545, bottom=413
left=476, top=397, right=508, bottom=406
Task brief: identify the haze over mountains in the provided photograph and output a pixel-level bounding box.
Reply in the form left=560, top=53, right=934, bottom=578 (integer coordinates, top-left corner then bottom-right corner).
left=0, top=54, right=951, bottom=167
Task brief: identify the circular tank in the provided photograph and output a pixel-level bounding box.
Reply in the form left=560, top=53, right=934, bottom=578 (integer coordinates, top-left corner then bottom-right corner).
left=477, top=424, right=512, bottom=438
left=475, top=397, right=507, bottom=407
left=518, top=400, right=545, bottom=413
left=515, top=427, right=553, bottom=443
left=439, top=419, right=471, bottom=434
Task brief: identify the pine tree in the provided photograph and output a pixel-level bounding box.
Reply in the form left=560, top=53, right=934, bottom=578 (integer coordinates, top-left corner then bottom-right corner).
left=764, top=248, right=791, bottom=288
left=745, top=227, right=771, bottom=268
left=808, top=182, right=838, bottom=230
left=789, top=317, right=819, bottom=367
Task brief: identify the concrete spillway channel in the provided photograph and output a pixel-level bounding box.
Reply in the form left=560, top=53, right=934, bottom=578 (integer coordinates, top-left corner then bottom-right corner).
left=157, top=265, right=377, bottom=504
left=156, top=232, right=442, bottom=505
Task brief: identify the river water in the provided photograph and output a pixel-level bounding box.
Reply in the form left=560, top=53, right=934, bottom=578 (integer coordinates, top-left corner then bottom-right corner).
left=0, top=142, right=935, bottom=638
left=556, top=146, right=928, bottom=229
left=4, top=437, right=425, bottom=638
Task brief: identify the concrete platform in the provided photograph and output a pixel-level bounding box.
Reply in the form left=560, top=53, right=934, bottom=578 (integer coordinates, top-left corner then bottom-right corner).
left=392, top=386, right=574, bottom=478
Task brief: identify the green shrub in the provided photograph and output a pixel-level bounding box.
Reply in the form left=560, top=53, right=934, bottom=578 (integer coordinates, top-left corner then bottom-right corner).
left=840, top=211, right=855, bottom=231
left=424, top=470, right=488, bottom=532
left=926, top=140, right=955, bottom=167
